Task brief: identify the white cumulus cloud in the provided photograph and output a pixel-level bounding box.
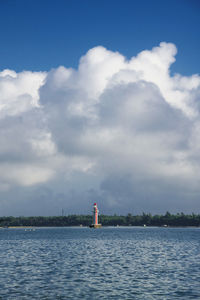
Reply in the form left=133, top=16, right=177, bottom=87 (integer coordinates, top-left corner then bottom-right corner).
left=0, top=42, right=200, bottom=215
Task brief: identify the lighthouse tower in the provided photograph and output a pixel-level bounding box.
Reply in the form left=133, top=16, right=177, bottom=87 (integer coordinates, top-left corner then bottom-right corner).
left=90, top=203, right=102, bottom=228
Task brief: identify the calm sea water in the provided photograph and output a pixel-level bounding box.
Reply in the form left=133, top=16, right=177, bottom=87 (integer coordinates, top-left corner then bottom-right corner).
left=0, top=227, right=200, bottom=299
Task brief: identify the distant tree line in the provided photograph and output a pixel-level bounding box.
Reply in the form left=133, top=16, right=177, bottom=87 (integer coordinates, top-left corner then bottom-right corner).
left=0, top=212, right=200, bottom=227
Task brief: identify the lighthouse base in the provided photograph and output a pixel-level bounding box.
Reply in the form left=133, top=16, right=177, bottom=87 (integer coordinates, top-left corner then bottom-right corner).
left=89, top=224, right=102, bottom=228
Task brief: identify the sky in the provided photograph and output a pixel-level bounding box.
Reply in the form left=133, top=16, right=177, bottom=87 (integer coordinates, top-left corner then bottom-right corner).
left=0, top=0, right=200, bottom=216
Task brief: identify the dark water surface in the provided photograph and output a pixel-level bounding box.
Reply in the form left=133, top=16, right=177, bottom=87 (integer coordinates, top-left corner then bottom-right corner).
left=0, top=227, right=200, bottom=299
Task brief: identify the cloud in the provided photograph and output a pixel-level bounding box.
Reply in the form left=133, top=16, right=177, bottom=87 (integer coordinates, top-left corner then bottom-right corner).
left=0, top=70, right=56, bottom=189
left=0, top=42, right=200, bottom=215
left=0, top=69, right=46, bottom=116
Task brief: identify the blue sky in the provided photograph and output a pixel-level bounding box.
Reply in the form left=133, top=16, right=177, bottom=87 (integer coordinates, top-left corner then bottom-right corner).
left=0, top=0, right=199, bottom=74
left=0, top=0, right=200, bottom=216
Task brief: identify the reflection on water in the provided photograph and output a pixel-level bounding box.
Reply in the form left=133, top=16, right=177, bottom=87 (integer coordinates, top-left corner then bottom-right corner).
left=0, top=227, right=200, bottom=299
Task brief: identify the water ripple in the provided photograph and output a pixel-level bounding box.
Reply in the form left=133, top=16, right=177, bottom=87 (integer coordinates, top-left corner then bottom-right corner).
left=0, top=227, right=200, bottom=299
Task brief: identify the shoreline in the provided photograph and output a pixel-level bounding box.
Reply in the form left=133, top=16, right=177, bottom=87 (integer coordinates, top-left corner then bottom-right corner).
left=1, top=225, right=200, bottom=229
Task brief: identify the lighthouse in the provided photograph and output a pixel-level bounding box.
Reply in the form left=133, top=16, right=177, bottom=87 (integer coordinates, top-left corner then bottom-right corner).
left=90, top=203, right=102, bottom=228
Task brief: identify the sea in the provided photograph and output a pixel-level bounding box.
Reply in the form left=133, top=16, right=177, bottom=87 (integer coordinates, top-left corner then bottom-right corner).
left=0, top=227, right=200, bottom=299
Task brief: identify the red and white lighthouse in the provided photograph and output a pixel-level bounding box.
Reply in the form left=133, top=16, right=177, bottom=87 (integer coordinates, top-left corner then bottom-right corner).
left=90, top=202, right=102, bottom=228
left=93, top=203, right=98, bottom=225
